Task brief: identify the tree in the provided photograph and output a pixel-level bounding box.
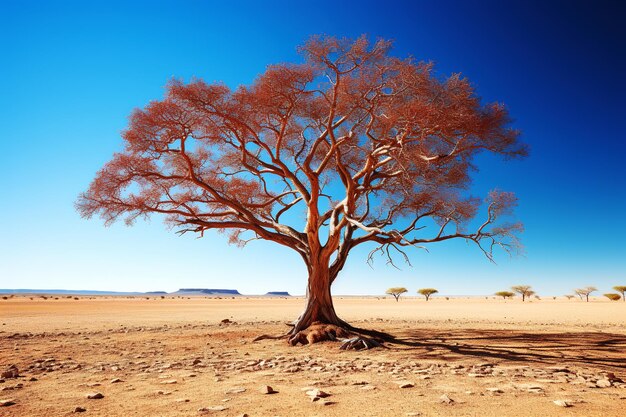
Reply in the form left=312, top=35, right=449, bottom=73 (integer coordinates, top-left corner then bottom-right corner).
left=511, top=285, right=534, bottom=302
left=386, top=287, right=408, bottom=302
left=575, top=286, right=597, bottom=302
left=495, top=291, right=514, bottom=299
left=564, top=295, right=575, bottom=300
left=76, top=35, right=526, bottom=347
left=418, top=288, right=438, bottom=301
left=604, top=293, right=621, bottom=301
left=613, top=286, right=626, bottom=302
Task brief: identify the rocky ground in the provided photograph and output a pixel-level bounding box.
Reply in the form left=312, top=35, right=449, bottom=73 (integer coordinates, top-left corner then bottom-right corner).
left=1, top=297, right=625, bottom=416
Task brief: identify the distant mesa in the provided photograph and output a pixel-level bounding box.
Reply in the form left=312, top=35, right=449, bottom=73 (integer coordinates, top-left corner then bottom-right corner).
left=174, top=288, right=241, bottom=295
left=145, top=291, right=167, bottom=295
left=265, top=291, right=291, bottom=296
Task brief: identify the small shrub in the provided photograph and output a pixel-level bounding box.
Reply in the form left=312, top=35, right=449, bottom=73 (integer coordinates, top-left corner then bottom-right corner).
left=604, top=293, right=621, bottom=301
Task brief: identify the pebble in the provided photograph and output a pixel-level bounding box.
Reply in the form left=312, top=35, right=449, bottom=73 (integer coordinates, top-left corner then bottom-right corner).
left=74, top=406, right=87, bottom=412
left=1, top=366, right=18, bottom=379
left=111, top=378, right=123, bottom=383
left=406, top=413, right=422, bottom=416
left=260, top=385, right=276, bottom=394
left=486, top=387, right=504, bottom=394
left=553, top=400, right=572, bottom=407
left=306, top=389, right=330, bottom=398
left=0, top=399, right=16, bottom=407
left=161, top=379, right=177, bottom=384
left=87, top=392, right=104, bottom=399
left=199, top=406, right=228, bottom=412
left=226, top=388, right=246, bottom=394
left=399, top=382, right=414, bottom=388
left=439, top=394, right=455, bottom=404
left=596, top=379, right=612, bottom=388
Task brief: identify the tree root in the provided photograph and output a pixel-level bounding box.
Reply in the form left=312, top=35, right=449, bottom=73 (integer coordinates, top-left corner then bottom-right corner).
left=252, top=333, right=289, bottom=342
left=263, top=322, right=382, bottom=350
left=338, top=336, right=385, bottom=350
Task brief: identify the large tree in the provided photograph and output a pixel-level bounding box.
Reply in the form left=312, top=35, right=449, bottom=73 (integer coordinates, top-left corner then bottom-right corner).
left=77, top=35, right=526, bottom=347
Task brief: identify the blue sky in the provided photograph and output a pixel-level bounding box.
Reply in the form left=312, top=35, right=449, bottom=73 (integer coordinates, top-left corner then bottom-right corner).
left=1, top=0, right=624, bottom=296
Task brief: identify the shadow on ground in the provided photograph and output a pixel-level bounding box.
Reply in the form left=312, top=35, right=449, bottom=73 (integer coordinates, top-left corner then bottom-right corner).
left=356, top=326, right=626, bottom=372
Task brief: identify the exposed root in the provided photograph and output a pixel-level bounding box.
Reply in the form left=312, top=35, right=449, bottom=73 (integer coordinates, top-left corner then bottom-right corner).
left=252, top=321, right=385, bottom=350
left=283, top=321, right=383, bottom=350
left=339, top=336, right=386, bottom=350
left=252, top=333, right=289, bottom=342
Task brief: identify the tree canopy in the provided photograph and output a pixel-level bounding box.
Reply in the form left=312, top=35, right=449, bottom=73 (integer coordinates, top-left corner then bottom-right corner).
left=495, top=291, right=514, bottom=299
left=386, top=287, right=408, bottom=301
left=418, top=288, right=438, bottom=301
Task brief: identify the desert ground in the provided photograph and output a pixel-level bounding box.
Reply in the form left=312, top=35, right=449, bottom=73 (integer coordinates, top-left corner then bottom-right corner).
left=1, top=296, right=625, bottom=416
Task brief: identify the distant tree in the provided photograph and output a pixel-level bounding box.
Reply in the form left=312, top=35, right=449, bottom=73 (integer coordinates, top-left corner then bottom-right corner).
left=534, top=294, right=540, bottom=300
left=574, top=289, right=584, bottom=301
left=613, top=286, right=626, bottom=302
left=575, top=286, right=597, bottom=302
left=76, top=35, right=526, bottom=347
left=495, top=291, right=514, bottom=299
left=418, top=288, right=438, bottom=301
left=385, top=287, right=408, bottom=302
left=565, top=295, right=575, bottom=300
left=511, top=285, right=534, bottom=302
left=604, top=293, right=621, bottom=302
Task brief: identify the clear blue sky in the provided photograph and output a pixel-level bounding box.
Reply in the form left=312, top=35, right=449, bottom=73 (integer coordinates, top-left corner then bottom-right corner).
left=1, top=0, right=624, bottom=296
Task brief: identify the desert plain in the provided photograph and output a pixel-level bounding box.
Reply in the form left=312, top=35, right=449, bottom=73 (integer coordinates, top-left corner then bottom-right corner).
left=1, top=296, right=625, bottom=416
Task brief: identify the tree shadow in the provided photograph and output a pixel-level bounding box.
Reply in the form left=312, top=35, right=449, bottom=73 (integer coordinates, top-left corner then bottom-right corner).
left=353, top=325, right=626, bottom=372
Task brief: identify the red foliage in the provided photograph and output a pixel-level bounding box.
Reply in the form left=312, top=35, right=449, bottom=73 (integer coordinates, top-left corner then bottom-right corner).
left=77, top=35, right=527, bottom=271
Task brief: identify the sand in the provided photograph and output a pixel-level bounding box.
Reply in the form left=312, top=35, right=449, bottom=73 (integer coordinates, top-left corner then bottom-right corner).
left=1, top=296, right=625, bottom=416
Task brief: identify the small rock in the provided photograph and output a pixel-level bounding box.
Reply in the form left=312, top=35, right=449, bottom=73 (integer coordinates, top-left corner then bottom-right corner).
left=596, top=379, right=612, bottom=388
left=486, top=387, right=504, bottom=394
left=161, top=379, right=177, bottom=385
left=87, top=392, right=104, bottom=399
left=260, top=385, right=276, bottom=394
left=553, top=400, right=572, bottom=407
left=226, top=388, right=246, bottom=394
left=1, top=366, right=18, bottom=379
left=0, top=399, right=16, bottom=407
left=74, top=407, right=87, bottom=413
left=439, top=394, right=454, bottom=404
left=29, top=377, right=38, bottom=382
left=399, top=382, right=414, bottom=388
left=406, top=413, right=422, bottom=416
left=198, top=406, right=228, bottom=412
left=361, top=385, right=377, bottom=391
left=111, top=378, right=123, bottom=383
left=306, top=389, right=330, bottom=398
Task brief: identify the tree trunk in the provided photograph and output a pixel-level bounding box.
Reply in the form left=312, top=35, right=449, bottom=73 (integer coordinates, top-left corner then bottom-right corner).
left=290, top=264, right=348, bottom=334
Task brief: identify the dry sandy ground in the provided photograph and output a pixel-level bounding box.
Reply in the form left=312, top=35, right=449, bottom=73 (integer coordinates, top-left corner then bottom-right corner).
left=1, top=296, right=625, bottom=416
